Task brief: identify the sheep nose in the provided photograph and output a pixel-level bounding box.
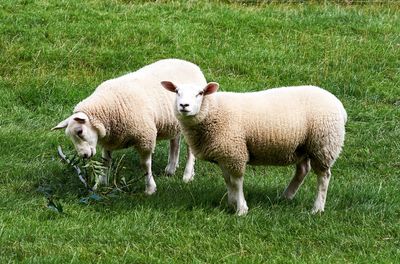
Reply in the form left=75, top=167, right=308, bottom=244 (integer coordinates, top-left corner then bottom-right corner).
left=83, top=153, right=88, bottom=159
left=180, top=103, right=189, bottom=108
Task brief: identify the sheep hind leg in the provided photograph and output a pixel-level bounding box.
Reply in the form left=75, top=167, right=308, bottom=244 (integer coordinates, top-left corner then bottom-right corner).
left=165, top=135, right=180, bottom=176
left=182, top=145, right=195, bottom=183
left=311, top=167, right=331, bottom=214
left=221, top=168, right=236, bottom=208
left=282, top=158, right=311, bottom=200
left=140, top=151, right=157, bottom=195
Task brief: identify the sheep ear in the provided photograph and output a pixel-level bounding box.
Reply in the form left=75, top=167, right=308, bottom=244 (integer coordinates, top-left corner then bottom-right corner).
left=73, top=117, right=86, bottom=124
left=203, top=82, right=219, bottom=95
left=161, top=81, right=177, bottom=93
left=52, top=118, right=70, bottom=131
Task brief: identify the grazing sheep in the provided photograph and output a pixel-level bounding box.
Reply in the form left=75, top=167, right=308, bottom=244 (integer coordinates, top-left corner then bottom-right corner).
left=53, top=59, right=207, bottom=193
left=161, top=81, right=347, bottom=215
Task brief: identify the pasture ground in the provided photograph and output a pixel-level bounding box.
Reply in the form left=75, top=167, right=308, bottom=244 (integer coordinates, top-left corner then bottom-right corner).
left=0, top=1, right=399, bottom=263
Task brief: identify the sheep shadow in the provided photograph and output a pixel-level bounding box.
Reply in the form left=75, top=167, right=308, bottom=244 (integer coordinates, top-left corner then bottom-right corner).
left=32, top=148, right=335, bottom=216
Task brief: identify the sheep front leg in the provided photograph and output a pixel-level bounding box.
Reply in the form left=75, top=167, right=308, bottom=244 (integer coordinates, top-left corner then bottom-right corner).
left=93, top=149, right=112, bottom=190
left=165, top=135, right=180, bottom=176
left=282, top=158, right=311, bottom=200
left=140, top=151, right=157, bottom=195
left=182, top=145, right=195, bottom=183
left=311, top=168, right=331, bottom=214
left=221, top=165, right=248, bottom=216
left=230, top=175, right=248, bottom=216
left=102, top=149, right=112, bottom=166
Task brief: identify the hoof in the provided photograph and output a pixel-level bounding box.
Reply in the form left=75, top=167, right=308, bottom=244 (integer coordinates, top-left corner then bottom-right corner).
left=182, top=172, right=194, bottom=183
left=236, top=206, right=249, bottom=216
left=164, top=165, right=177, bottom=176
left=282, top=189, right=295, bottom=200
left=311, top=207, right=324, bottom=214
left=144, top=186, right=157, bottom=195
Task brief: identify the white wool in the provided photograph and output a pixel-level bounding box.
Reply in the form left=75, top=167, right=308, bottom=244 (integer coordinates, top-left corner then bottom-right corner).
left=165, top=82, right=347, bottom=215
left=55, top=59, right=207, bottom=193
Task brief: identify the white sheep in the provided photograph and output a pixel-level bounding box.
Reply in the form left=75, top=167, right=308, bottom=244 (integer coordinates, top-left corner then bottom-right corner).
left=161, top=81, right=347, bottom=215
left=53, top=59, right=207, bottom=193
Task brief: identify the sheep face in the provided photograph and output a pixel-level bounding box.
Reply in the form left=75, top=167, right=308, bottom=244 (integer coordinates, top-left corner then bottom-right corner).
left=52, top=112, right=98, bottom=159
left=161, top=81, right=219, bottom=116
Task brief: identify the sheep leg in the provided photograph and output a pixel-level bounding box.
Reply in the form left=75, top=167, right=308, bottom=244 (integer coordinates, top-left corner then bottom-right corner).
left=311, top=168, right=331, bottom=214
left=165, top=135, right=180, bottom=176
left=282, top=158, right=311, bottom=200
left=182, top=145, right=195, bottom=183
left=102, top=149, right=112, bottom=166
left=230, top=175, right=248, bottom=216
left=221, top=166, right=248, bottom=216
left=93, top=149, right=112, bottom=190
left=221, top=168, right=236, bottom=207
left=140, top=151, right=157, bottom=195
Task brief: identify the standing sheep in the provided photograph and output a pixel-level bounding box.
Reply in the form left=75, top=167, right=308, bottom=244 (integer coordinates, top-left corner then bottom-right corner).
left=161, top=81, right=347, bottom=215
left=53, top=59, right=207, bottom=194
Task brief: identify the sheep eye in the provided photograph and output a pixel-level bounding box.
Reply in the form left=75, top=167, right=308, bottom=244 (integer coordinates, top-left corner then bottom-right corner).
left=198, top=91, right=204, bottom=96
left=76, top=129, right=83, bottom=138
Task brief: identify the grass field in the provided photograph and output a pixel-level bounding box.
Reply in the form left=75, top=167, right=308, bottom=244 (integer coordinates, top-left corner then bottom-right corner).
left=1, top=0, right=399, bottom=263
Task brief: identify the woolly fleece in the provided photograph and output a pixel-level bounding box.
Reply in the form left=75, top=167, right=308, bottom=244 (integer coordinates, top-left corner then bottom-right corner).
left=179, top=86, right=347, bottom=173
left=173, top=85, right=347, bottom=214
left=75, top=59, right=207, bottom=154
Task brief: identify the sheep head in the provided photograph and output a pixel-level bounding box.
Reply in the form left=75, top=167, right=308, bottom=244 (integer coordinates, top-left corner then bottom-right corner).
left=161, top=81, right=219, bottom=117
left=52, top=112, right=100, bottom=159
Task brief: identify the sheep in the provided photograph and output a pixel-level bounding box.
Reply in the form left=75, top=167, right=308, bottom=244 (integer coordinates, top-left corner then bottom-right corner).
left=52, top=59, right=207, bottom=194
left=161, top=81, right=347, bottom=216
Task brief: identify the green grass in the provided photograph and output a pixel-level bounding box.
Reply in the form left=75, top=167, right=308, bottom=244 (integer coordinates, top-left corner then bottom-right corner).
left=1, top=0, right=399, bottom=263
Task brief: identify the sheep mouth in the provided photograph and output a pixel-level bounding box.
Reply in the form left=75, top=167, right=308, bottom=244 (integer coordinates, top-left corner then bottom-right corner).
left=179, top=109, right=190, bottom=113
left=81, top=148, right=94, bottom=159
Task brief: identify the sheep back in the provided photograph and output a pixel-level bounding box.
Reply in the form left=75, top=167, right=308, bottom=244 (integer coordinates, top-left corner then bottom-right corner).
left=181, top=85, right=346, bottom=170
left=74, top=59, right=207, bottom=152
